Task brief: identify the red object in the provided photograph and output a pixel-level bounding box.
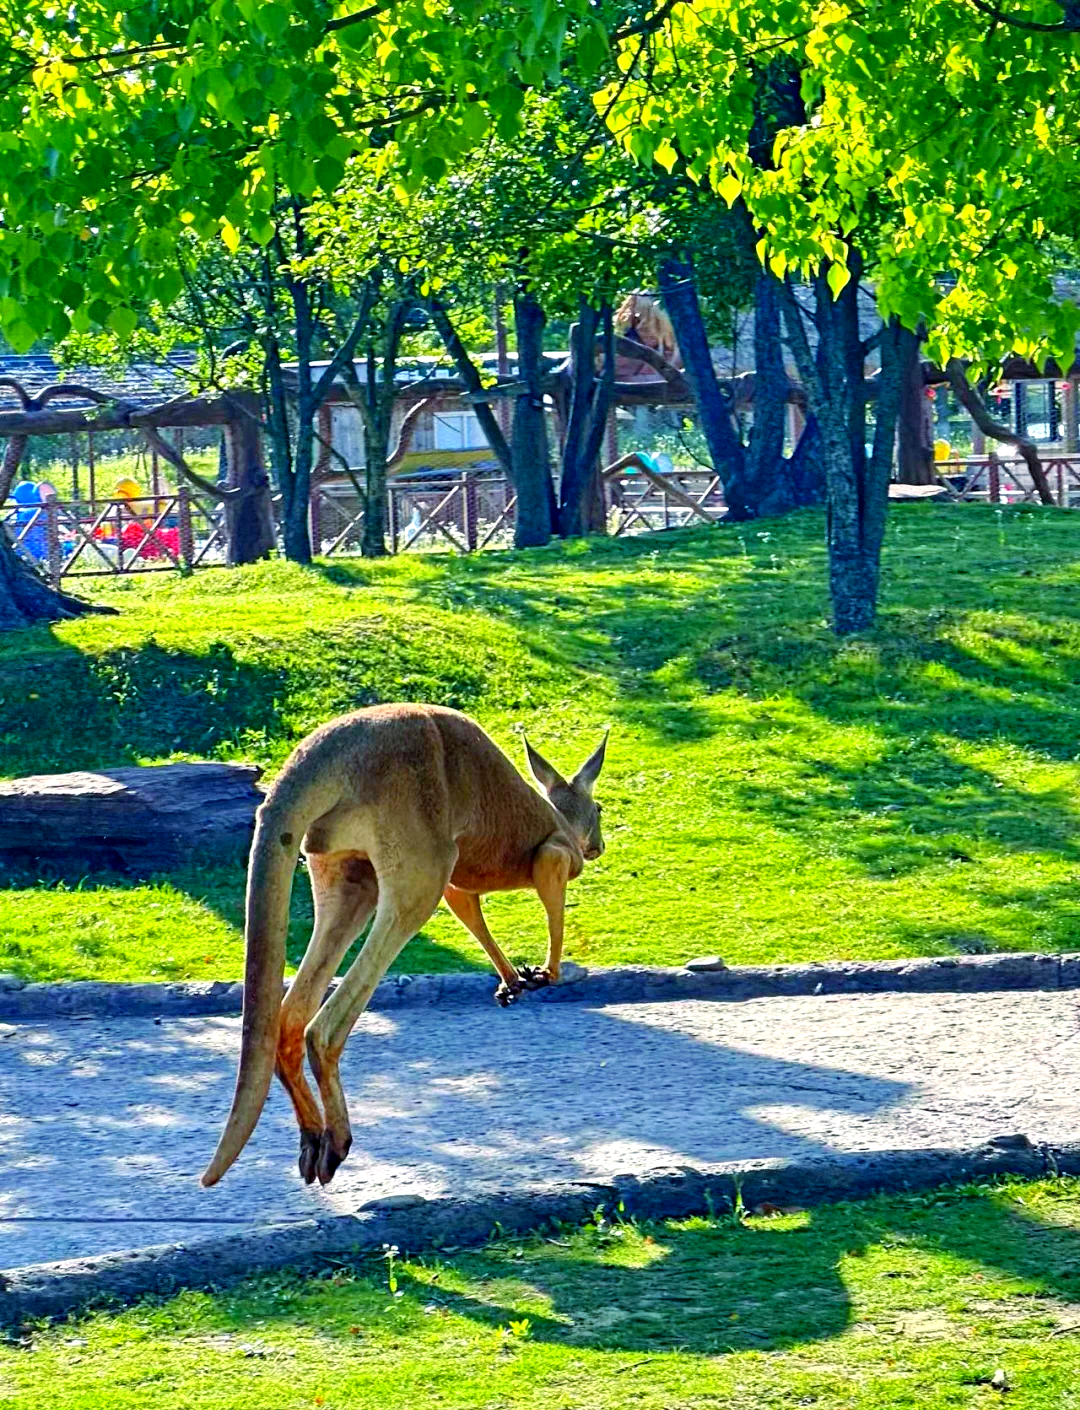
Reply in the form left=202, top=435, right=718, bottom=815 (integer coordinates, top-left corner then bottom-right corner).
left=120, top=522, right=180, bottom=559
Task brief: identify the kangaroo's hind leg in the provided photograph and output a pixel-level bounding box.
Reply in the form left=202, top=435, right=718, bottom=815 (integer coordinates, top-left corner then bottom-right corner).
left=277, top=853, right=378, bottom=1184
left=305, top=845, right=456, bottom=1186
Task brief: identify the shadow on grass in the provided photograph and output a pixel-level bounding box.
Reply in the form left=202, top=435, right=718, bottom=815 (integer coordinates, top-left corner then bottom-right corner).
left=0, top=637, right=289, bottom=777
left=172, top=1183, right=1080, bottom=1361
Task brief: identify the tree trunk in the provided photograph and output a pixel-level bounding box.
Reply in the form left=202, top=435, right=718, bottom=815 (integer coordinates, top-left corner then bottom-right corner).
left=559, top=301, right=615, bottom=537
left=779, top=265, right=898, bottom=635
left=427, top=298, right=512, bottom=473
left=658, top=255, right=750, bottom=519
left=744, top=270, right=825, bottom=516
left=511, top=288, right=556, bottom=548
left=221, top=405, right=276, bottom=565
left=0, top=529, right=104, bottom=629
left=896, top=326, right=934, bottom=484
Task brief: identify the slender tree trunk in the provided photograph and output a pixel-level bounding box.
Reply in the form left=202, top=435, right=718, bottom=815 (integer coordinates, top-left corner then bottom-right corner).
left=896, top=326, right=934, bottom=484
left=779, top=264, right=898, bottom=635
left=511, top=288, right=555, bottom=548
left=658, top=254, right=750, bottom=519
left=427, top=298, right=512, bottom=473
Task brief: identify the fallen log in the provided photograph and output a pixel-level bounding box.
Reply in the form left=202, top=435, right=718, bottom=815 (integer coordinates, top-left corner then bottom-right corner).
left=0, top=762, right=263, bottom=875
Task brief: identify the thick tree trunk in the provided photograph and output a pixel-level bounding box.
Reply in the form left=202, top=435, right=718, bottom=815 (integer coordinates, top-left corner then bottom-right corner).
left=363, top=446, right=389, bottom=557
left=0, top=529, right=104, bottom=629
left=896, top=327, right=934, bottom=484
left=658, top=255, right=750, bottom=519
left=559, top=301, right=615, bottom=537
left=512, top=289, right=556, bottom=548
left=221, top=409, right=276, bottom=566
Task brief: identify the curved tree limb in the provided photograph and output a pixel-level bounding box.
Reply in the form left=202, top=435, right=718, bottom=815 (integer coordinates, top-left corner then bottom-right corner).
left=945, top=358, right=1054, bottom=504
left=966, top=0, right=1078, bottom=30
left=140, top=423, right=230, bottom=502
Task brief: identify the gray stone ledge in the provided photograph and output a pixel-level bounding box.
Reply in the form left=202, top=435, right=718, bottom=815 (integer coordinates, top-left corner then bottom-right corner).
left=0, top=951, right=1073, bottom=1021
left=3, top=1136, right=1075, bottom=1326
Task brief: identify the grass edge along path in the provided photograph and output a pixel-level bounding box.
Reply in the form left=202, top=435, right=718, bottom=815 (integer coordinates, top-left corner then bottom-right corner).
left=7, top=1176, right=1080, bottom=1407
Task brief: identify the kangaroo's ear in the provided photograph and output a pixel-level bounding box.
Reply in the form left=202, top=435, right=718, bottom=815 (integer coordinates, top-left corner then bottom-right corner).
left=572, top=729, right=609, bottom=796
left=524, top=736, right=567, bottom=792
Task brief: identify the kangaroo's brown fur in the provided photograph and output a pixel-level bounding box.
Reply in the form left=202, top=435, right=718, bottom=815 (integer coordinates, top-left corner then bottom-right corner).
left=202, top=703, right=608, bottom=1189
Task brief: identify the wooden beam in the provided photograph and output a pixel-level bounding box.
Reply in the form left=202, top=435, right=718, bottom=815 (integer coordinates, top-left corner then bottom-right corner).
left=0, top=394, right=242, bottom=438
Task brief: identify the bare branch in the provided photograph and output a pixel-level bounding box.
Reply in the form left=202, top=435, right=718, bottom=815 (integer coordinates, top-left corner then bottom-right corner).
left=945, top=357, right=1054, bottom=504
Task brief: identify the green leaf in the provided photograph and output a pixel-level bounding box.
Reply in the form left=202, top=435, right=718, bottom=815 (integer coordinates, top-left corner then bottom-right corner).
left=577, top=17, right=609, bottom=76
left=653, top=139, right=678, bottom=174
left=826, top=261, right=851, bottom=298
left=107, top=306, right=138, bottom=340
left=717, top=172, right=741, bottom=207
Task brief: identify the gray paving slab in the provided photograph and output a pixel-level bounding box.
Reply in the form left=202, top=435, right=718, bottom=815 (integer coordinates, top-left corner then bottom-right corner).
left=2, top=988, right=1079, bottom=1270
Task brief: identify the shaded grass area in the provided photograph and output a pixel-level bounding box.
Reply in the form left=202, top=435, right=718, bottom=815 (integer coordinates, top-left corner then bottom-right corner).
left=7, top=1178, right=1080, bottom=1407
left=3, top=502, right=1080, bottom=982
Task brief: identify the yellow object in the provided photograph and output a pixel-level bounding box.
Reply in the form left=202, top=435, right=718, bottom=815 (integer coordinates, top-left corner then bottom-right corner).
left=933, top=440, right=952, bottom=462
left=114, top=478, right=143, bottom=500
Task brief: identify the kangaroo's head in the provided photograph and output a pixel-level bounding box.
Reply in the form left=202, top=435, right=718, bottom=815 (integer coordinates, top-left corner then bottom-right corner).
left=524, top=731, right=609, bottom=861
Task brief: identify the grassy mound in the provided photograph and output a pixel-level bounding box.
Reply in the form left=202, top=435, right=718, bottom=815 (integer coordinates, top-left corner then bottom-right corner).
left=3, top=502, right=1080, bottom=983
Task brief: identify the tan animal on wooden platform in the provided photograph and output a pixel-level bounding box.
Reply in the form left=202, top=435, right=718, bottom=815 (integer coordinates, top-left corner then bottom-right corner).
left=201, top=703, right=608, bottom=1189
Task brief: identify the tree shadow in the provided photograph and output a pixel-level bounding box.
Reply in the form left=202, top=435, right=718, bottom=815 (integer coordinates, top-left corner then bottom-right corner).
left=152, top=1181, right=1080, bottom=1364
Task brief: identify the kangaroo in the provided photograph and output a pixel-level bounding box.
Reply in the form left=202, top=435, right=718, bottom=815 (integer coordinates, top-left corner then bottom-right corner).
left=202, top=703, right=608, bottom=1189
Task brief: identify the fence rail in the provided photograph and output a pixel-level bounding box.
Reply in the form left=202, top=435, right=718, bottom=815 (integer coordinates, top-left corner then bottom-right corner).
left=936, top=454, right=1080, bottom=506
left=15, top=453, right=1078, bottom=585
left=3, top=488, right=228, bottom=584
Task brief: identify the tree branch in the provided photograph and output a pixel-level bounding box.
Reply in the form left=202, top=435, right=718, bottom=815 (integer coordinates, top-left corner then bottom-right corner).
left=945, top=357, right=1054, bottom=504
left=427, top=296, right=513, bottom=473
left=140, top=424, right=229, bottom=502
left=965, top=0, right=1076, bottom=30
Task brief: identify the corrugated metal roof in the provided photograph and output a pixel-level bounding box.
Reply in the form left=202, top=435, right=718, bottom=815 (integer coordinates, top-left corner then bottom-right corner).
left=0, top=352, right=199, bottom=411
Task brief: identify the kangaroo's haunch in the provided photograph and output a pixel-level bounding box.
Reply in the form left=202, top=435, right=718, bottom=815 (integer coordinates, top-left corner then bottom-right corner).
left=201, top=703, right=608, bottom=1189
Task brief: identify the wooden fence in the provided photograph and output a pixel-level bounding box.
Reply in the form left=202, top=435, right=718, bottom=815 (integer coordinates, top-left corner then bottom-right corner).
left=2, top=487, right=228, bottom=584
left=936, top=455, right=1080, bottom=506
left=18, top=452, right=1079, bottom=584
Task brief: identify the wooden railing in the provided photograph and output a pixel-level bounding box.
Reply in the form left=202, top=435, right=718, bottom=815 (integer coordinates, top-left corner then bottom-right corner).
left=311, top=474, right=519, bottom=557
left=3, top=488, right=228, bottom=584
left=935, top=455, right=1080, bottom=506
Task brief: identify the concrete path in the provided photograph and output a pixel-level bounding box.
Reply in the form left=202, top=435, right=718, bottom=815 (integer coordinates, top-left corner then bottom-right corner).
left=2, top=989, right=1079, bottom=1270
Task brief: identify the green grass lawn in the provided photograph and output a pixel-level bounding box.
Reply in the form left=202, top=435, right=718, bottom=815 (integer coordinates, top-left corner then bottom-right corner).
left=7, top=1178, right=1080, bottom=1408
left=3, top=502, right=1080, bottom=984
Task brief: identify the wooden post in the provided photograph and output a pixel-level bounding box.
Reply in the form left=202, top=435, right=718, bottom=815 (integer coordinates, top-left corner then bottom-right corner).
left=464, top=472, right=478, bottom=551
left=45, top=500, right=62, bottom=587
left=177, top=484, right=194, bottom=568
left=388, top=481, right=398, bottom=554
left=988, top=450, right=1001, bottom=504
left=309, top=486, right=322, bottom=555
left=151, top=445, right=161, bottom=504
left=1065, top=380, right=1080, bottom=453
left=87, top=430, right=96, bottom=504
left=69, top=433, right=80, bottom=500
left=1058, top=460, right=1066, bottom=507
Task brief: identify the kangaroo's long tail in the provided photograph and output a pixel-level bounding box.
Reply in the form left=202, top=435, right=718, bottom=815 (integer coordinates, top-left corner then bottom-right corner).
left=201, top=764, right=336, bottom=1187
